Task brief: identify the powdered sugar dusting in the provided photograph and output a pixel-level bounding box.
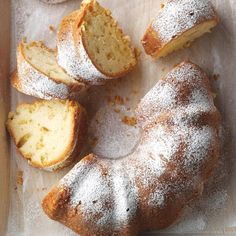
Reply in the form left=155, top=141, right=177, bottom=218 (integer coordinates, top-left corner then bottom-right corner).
left=60, top=157, right=138, bottom=228
left=88, top=105, right=140, bottom=159
left=148, top=188, right=165, bottom=207
left=134, top=124, right=182, bottom=183
left=110, top=162, right=138, bottom=226
left=137, top=81, right=177, bottom=127
left=17, top=48, right=85, bottom=100
left=57, top=12, right=111, bottom=84
left=56, top=62, right=221, bottom=233
left=137, top=61, right=212, bottom=128
left=184, top=126, right=216, bottom=171
left=152, top=0, right=216, bottom=43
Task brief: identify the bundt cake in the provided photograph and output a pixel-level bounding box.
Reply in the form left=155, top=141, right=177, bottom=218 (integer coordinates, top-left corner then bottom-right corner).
left=42, top=61, right=221, bottom=234
left=57, top=0, right=138, bottom=85
left=142, top=0, right=219, bottom=58
left=13, top=40, right=86, bottom=100
left=6, top=99, right=87, bottom=171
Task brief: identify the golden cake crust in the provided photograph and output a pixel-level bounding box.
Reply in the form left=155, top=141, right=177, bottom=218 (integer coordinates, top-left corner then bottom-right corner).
left=42, top=61, right=221, bottom=234
left=14, top=41, right=87, bottom=100
left=6, top=100, right=87, bottom=171
left=142, top=0, right=219, bottom=58
left=57, top=0, right=138, bottom=84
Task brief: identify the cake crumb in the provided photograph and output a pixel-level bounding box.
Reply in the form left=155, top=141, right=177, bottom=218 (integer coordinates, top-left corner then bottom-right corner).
left=49, top=25, right=55, bottom=33
left=134, top=47, right=141, bottom=57
left=122, top=116, right=137, bottom=126
left=107, top=95, right=125, bottom=106
left=16, top=170, right=23, bottom=185
left=132, top=89, right=139, bottom=95
left=89, top=137, right=99, bottom=147
left=114, top=95, right=124, bottom=105
left=114, top=108, right=121, bottom=113
left=212, top=74, right=220, bottom=81
left=160, top=3, right=165, bottom=9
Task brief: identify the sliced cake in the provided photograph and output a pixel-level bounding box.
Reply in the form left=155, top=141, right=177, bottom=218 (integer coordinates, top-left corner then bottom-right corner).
left=6, top=100, right=87, bottom=171
left=14, top=40, right=86, bottom=100
left=57, top=0, right=138, bottom=84
left=142, top=0, right=219, bottom=58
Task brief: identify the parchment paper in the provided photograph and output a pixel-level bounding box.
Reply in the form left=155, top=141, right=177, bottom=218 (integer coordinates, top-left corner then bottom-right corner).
left=7, top=0, right=236, bottom=235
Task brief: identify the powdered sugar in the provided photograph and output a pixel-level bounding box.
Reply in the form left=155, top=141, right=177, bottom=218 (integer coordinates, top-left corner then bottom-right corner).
left=88, top=105, right=140, bottom=159
left=152, top=0, right=216, bottom=43
left=184, top=126, right=216, bottom=172
left=137, top=81, right=177, bottom=127
left=136, top=61, right=213, bottom=128
left=17, top=48, right=85, bottom=100
left=18, top=58, right=69, bottom=99
left=60, top=157, right=138, bottom=227
left=57, top=12, right=111, bottom=84
left=54, top=62, right=221, bottom=233
left=148, top=188, right=165, bottom=207
left=110, top=162, right=138, bottom=226
left=135, top=124, right=182, bottom=182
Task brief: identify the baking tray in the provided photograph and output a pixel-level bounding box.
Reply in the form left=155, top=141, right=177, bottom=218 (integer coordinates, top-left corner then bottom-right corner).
left=1, top=0, right=236, bottom=235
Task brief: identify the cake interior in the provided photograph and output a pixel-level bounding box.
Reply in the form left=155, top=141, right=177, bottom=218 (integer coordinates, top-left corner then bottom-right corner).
left=7, top=100, right=76, bottom=167
left=156, top=20, right=218, bottom=58
left=23, top=42, right=78, bottom=84
left=82, top=1, right=137, bottom=75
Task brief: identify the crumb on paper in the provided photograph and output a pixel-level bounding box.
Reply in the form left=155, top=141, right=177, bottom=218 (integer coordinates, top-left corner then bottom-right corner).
left=107, top=95, right=125, bottom=106
left=123, top=35, right=131, bottom=43
left=114, top=95, right=124, bottom=105
left=89, top=137, right=99, bottom=147
left=132, top=89, right=139, bottom=95
left=160, top=3, right=165, bottom=9
left=42, top=187, right=47, bottom=191
left=122, top=116, right=137, bottom=126
left=212, top=92, right=217, bottom=99
left=134, top=47, right=141, bottom=57
left=49, top=25, right=55, bottom=33
left=114, top=108, right=121, bottom=113
left=16, top=170, right=23, bottom=185
left=22, top=37, right=27, bottom=43
left=213, top=74, right=220, bottom=81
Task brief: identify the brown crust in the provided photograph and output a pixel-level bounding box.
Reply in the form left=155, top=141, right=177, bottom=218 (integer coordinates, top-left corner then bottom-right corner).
left=42, top=153, right=141, bottom=236
left=59, top=0, right=138, bottom=80
left=41, top=61, right=221, bottom=235
left=6, top=100, right=87, bottom=171
left=43, top=101, right=88, bottom=171
left=141, top=2, right=220, bottom=58
left=15, top=40, right=87, bottom=100
left=142, top=19, right=219, bottom=58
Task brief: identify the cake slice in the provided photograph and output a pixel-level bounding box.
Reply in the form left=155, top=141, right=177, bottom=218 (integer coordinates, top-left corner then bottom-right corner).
left=142, top=0, right=219, bottom=58
left=6, top=100, right=87, bottom=171
left=14, top=40, right=86, bottom=100
left=57, top=0, right=138, bottom=84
